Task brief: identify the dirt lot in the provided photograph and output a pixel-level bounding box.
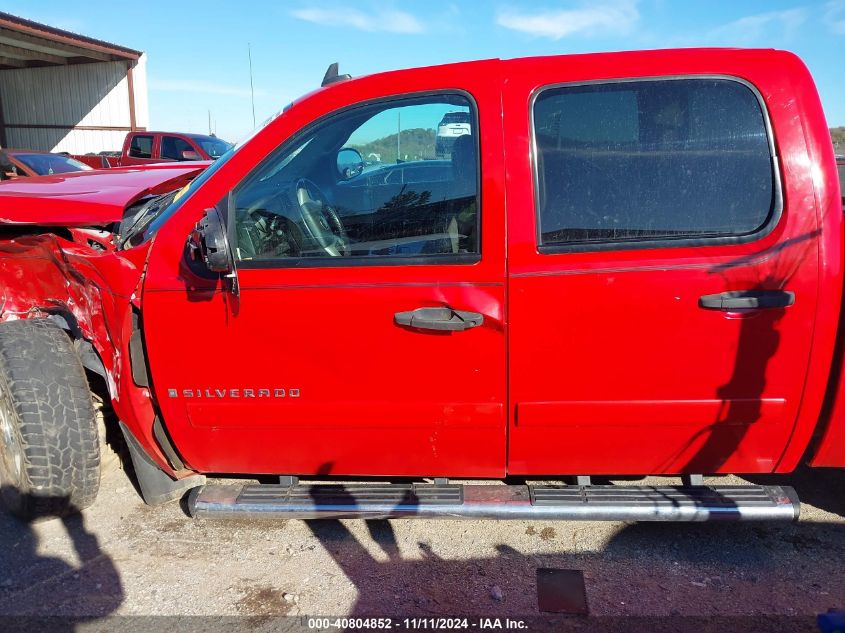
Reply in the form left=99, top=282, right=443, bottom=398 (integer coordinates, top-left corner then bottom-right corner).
left=0, top=466, right=844, bottom=632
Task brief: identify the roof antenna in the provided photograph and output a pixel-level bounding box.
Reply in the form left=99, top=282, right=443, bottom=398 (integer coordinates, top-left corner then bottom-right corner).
left=322, top=62, right=351, bottom=87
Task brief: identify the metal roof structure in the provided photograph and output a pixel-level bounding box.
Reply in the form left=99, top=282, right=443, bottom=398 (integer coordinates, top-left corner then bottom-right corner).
left=0, top=12, right=148, bottom=153
left=0, top=12, right=141, bottom=69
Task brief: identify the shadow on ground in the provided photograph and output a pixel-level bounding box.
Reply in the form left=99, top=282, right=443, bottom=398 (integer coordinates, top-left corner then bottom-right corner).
left=750, top=465, right=845, bottom=518
left=0, top=493, right=123, bottom=629
left=304, top=512, right=844, bottom=631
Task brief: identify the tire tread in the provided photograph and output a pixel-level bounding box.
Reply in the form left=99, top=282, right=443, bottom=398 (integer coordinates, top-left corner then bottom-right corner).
left=0, top=318, right=100, bottom=518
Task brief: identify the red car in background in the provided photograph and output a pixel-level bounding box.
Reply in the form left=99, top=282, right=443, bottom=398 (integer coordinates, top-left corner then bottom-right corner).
left=0, top=149, right=92, bottom=179
left=120, top=131, right=232, bottom=165
left=72, top=131, right=232, bottom=169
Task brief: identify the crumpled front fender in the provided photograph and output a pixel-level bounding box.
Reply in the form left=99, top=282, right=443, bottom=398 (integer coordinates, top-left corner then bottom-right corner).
left=0, top=234, right=180, bottom=476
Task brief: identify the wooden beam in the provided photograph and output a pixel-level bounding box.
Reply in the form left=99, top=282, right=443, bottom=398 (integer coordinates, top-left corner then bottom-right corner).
left=127, top=62, right=137, bottom=131
left=2, top=123, right=144, bottom=132
left=0, top=23, right=138, bottom=61
left=0, top=28, right=112, bottom=61
left=0, top=55, right=25, bottom=68
left=0, top=41, right=66, bottom=64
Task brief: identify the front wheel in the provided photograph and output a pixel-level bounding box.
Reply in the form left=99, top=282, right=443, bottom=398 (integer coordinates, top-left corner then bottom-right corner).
left=0, top=319, right=100, bottom=519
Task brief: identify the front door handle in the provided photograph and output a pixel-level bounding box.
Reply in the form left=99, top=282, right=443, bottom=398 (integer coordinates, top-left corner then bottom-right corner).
left=394, top=307, right=484, bottom=331
left=699, top=290, right=795, bottom=310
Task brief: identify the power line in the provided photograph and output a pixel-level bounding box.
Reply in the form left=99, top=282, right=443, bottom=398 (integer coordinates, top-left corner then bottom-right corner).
left=248, top=42, right=256, bottom=128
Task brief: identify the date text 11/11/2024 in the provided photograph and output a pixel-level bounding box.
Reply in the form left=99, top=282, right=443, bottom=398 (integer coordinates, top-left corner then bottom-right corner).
left=306, top=618, right=528, bottom=630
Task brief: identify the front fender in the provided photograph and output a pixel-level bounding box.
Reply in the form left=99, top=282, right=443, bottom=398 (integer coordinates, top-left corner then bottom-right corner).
left=0, top=234, right=182, bottom=476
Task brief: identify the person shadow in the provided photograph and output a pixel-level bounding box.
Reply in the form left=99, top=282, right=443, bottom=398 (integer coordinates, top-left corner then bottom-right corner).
left=0, top=490, right=124, bottom=632
left=658, top=228, right=819, bottom=477
left=306, top=506, right=845, bottom=629
left=300, top=460, right=844, bottom=626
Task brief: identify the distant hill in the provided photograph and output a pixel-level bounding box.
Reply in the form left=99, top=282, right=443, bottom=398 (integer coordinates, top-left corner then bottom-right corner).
left=349, top=128, right=436, bottom=163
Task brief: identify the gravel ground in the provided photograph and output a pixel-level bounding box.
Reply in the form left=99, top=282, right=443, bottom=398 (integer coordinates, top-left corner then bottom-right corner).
left=0, top=465, right=843, bottom=632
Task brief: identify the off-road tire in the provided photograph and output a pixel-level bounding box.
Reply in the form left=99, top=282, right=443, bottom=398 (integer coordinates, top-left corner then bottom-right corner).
left=0, top=319, right=100, bottom=519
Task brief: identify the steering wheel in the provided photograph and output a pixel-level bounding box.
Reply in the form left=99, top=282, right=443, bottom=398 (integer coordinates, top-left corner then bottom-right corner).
left=295, top=178, right=348, bottom=256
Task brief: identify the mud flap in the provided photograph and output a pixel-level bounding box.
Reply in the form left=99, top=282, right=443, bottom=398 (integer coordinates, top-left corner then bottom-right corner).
left=119, top=422, right=205, bottom=505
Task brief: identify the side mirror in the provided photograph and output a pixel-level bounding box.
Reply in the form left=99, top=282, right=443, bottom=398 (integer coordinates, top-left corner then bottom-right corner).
left=180, top=150, right=202, bottom=161
left=336, top=147, right=364, bottom=180
left=188, top=208, right=233, bottom=273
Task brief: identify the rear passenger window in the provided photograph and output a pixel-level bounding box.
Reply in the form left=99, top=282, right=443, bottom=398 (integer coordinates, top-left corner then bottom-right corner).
left=533, top=78, right=777, bottom=250
left=128, top=135, right=153, bottom=159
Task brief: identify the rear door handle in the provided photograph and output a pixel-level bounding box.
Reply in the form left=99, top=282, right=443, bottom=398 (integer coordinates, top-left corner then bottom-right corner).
left=699, top=290, right=795, bottom=310
left=394, top=307, right=484, bottom=331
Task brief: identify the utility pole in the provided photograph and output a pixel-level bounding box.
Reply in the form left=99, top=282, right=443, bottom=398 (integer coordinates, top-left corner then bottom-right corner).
left=208, top=110, right=212, bottom=135
left=248, top=43, right=256, bottom=127
left=396, top=110, right=401, bottom=162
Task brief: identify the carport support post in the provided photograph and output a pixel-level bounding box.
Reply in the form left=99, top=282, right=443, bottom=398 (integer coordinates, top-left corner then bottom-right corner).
left=127, top=62, right=137, bottom=132
left=0, top=89, right=6, bottom=147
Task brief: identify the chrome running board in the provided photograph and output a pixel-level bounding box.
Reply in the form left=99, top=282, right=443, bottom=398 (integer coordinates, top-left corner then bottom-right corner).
left=189, top=483, right=799, bottom=522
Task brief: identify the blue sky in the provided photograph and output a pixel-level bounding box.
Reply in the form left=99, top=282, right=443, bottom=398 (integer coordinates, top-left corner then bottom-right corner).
left=4, top=0, right=845, bottom=141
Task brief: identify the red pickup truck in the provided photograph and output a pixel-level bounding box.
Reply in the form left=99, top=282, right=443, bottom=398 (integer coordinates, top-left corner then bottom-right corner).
left=0, top=49, right=841, bottom=523
left=72, top=131, right=232, bottom=169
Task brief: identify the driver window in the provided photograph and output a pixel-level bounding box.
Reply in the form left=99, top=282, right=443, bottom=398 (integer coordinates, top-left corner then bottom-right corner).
left=231, top=94, right=478, bottom=264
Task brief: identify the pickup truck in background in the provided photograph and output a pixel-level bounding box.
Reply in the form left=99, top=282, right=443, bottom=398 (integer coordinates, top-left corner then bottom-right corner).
left=72, top=131, right=232, bottom=169
left=0, top=48, right=841, bottom=523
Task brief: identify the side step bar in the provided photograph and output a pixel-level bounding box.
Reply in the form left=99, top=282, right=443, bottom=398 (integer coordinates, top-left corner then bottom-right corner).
left=189, top=483, right=799, bottom=522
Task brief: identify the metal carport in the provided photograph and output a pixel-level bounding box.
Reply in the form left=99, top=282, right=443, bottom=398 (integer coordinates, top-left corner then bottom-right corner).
left=0, top=12, right=149, bottom=154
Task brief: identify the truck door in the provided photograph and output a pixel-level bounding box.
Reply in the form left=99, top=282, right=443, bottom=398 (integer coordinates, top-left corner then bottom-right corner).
left=141, top=76, right=507, bottom=477
left=504, top=53, right=821, bottom=476
left=123, top=133, right=158, bottom=166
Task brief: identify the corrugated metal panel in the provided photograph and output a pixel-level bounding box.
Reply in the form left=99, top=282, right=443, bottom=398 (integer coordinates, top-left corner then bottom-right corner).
left=0, top=58, right=147, bottom=153
left=4, top=128, right=128, bottom=155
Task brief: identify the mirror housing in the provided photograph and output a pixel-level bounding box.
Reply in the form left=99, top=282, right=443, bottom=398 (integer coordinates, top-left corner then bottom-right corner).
left=180, top=149, right=202, bottom=161
left=189, top=208, right=233, bottom=273
left=336, top=147, right=364, bottom=179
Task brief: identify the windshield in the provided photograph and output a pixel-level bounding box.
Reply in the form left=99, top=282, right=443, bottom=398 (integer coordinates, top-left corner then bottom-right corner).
left=129, top=144, right=237, bottom=247
left=188, top=135, right=233, bottom=159
left=124, top=106, right=289, bottom=247
left=439, top=112, right=470, bottom=125
left=120, top=188, right=183, bottom=248
left=13, top=153, right=93, bottom=175
left=137, top=106, right=290, bottom=246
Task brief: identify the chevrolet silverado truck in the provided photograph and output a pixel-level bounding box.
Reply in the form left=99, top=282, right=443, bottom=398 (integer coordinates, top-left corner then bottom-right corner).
left=71, top=131, right=233, bottom=169
left=0, top=49, right=841, bottom=522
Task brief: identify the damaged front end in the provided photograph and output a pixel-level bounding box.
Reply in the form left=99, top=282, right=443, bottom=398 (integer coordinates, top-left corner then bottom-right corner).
left=0, top=166, right=209, bottom=501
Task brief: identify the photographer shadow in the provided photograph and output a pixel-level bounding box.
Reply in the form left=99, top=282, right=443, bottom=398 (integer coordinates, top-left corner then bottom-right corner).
left=0, top=490, right=124, bottom=631
left=302, top=478, right=845, bottom=627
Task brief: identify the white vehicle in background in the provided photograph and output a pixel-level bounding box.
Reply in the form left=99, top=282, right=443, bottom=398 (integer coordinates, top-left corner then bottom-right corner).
left=435, top=111, right=471, bottom=157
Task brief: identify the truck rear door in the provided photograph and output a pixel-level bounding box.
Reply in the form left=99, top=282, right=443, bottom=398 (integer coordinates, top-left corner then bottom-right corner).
left=504, top=50, right=822, bottom=476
